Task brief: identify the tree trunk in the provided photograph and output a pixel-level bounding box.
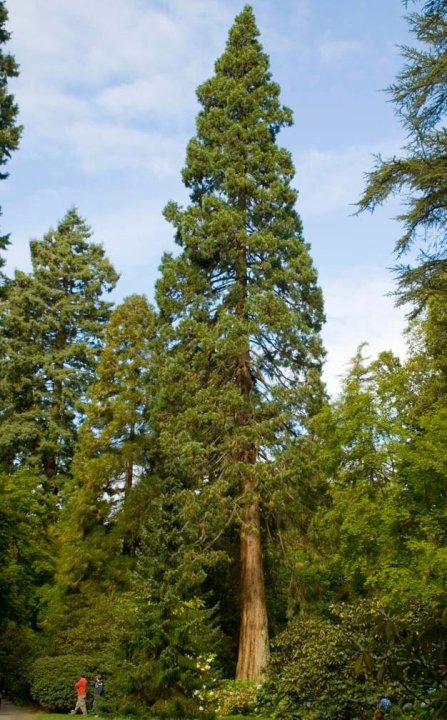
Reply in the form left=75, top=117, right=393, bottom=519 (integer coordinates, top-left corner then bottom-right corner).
left=233, top=230, right=270, bottom=678
left=236, top=470, right=269, bottom=679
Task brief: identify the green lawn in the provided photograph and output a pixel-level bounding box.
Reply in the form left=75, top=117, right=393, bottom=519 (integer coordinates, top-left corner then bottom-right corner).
left=36, top=714, right=273, bottom=720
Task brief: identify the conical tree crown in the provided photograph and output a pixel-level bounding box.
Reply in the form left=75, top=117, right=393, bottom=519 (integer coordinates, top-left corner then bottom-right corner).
left=160, top=4, right=324, bottom=429
left=182, top=4, right=293, bottom=207
left=0, top=208, right=118, bottom=480
left=154, top=3, right=325, bottom=682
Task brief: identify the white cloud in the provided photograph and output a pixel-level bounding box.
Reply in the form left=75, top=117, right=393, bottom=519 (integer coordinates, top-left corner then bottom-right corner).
left=95, top=76, right=197, bottom=123
left=66, top=121, right=185, bottom=175
left=321, top=271, right=408, bottom=397
left=11, top=0, right=188, bottom=84
left=296, top=142, right=400, bottom=217
left=8, top=0, right=232, bottom=172
left=318, top=39, right=363, bottom=64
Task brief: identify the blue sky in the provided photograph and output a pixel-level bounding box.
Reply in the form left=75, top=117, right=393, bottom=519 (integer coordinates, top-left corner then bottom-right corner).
left=3, top=0, right=413, bottom=395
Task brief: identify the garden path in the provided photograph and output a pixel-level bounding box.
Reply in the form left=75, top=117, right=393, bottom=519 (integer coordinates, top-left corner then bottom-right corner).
left=0, top=700, right=38, bottom=720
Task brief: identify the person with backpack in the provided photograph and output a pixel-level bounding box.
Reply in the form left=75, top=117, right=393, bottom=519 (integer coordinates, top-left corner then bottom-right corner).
left=92, top=675, right=104, bottom=711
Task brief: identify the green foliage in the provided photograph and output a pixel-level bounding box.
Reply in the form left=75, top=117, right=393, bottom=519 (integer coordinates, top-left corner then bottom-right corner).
left=0, top=208, right=118, bottom=486
left=0, top=470, right=53, bottom=700
left=357, top=0, right=447, bottom=310
left=0, top=470, right=53, bottom=626
left=261, top=610, right=377, bottom=720
left=262, top=598, right=447, bottom=720
left=213, top=681, right=259, bottom=716
left=309, top=335, right=447, bottom=607
left=149, top=696, right=215, bottom=719
left=110, top=476, right=222, bottom=717
left=0, top=0, right=22, bottom=276
left=154, top=4, right=325, bottom=677
left=0, top=622, right=39, bottom=702
left=29, top=655, right=100, bottom=711
left=38, top=296, right=158, bottom=674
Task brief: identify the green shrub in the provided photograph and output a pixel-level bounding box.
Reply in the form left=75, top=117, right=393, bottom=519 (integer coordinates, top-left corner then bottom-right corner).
left=212, top=680, right=259, bottom=716
left=29, top=655, right=102, bottom=711
left=261, top=600, right=447, bottom=720
left=150, top=694, right=215, bottom=719
left=260, top=611, right=379, bottom=720
left=0, top=622, right=38, bottom=703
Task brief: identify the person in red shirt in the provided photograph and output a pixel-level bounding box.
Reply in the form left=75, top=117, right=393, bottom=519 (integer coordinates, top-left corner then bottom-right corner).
left=70, top=674, right=88, bottom=715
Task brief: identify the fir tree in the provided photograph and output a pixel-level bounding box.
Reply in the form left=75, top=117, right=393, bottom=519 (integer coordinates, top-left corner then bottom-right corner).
left=114, top=476, right=220, bottom=717
left=358, top=0, right=447, bottom=311
left=156, top=5, right=325, bottom=679
left=0, top=0, right=22, bottom=280
left=0, top=208, right=118, bottom=489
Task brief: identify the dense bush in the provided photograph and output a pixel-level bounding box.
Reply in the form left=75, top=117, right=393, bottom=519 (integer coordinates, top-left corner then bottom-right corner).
left=0, top=622, right=38, bottom=703
left=29, top=654, right=102, bottom=711
left=213, top=680, right=259, bottom=716
left=261, top=612, right=377, bottom=720
left=261, top=600, right=447, bottom=720
left=150, top=694, right=215, bottom=719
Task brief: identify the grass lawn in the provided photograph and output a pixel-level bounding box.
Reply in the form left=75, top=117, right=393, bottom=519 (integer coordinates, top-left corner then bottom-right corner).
left=36, top=714, right=273, bottom=720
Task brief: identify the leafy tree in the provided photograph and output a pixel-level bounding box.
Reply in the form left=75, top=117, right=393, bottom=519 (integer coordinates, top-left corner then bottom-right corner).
left=40, top=295, right=156, bottom=656
left=155, top=4, right=325, bottom=679
left=263, top=598, right=447, bottom=720
left=358, top=0, right=447, bottom=310
left=0, top=0, right=22, bottom=281
left=0, top=208, right=118, bottom=489
left=311, top=332, right=447, bottom=607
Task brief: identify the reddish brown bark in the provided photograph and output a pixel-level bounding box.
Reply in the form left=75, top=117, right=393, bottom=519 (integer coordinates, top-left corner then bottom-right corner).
left=236, top=472, right=269, bottom=679
left=232, top=238, right=270, bottom=679
left=235, top=351, right=270, bottom=679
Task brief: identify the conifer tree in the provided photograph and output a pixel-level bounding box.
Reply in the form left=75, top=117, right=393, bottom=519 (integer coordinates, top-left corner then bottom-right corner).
left=114, top=475, right=220, bottom=717
left=41, top=295, right=156, bottom=655
left=358, top=0, right=447, bottom=310
left=156, top=5, right=325, bottom=679
left=0, top=0, right=22, bottom=280
left=0, top=208, right=118, bottom=489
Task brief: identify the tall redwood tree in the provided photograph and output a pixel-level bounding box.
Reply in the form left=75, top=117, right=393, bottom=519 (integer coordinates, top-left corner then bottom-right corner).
left=155, top=5, right=325, bottom=679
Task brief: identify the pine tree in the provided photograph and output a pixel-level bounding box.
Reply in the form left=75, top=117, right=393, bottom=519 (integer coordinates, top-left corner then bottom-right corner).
left=0, top=208, right=118, bottom=489
left=358, top=0, right=447, bottom=310
left=0, top=0, right=22, bottom=280
left=155, top=5, right=325, bottom=679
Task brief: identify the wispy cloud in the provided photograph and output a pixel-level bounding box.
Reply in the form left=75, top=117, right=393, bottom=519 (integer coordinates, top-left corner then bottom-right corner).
left=66, top=121, right=186, bottom=175
left=318, top=39, right=363, bottom=64
left=296, top=141, right=401, bottom=217
left=95, top=76, right=197, bottom=123
left=321, top=271, right=408, bottom=397
left=8, top=0, right=232, bottom=174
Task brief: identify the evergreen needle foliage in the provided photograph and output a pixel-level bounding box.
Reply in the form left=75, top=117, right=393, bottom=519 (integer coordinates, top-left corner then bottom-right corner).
left=40, top=295, right=157, bottom=657
left=0, top=0, right=22, bottom=280
left=155, top=4, right=325, bottom=679
left=0, top=208, right=118, bottom=488
left=358, top=0, right=447, bottom=311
